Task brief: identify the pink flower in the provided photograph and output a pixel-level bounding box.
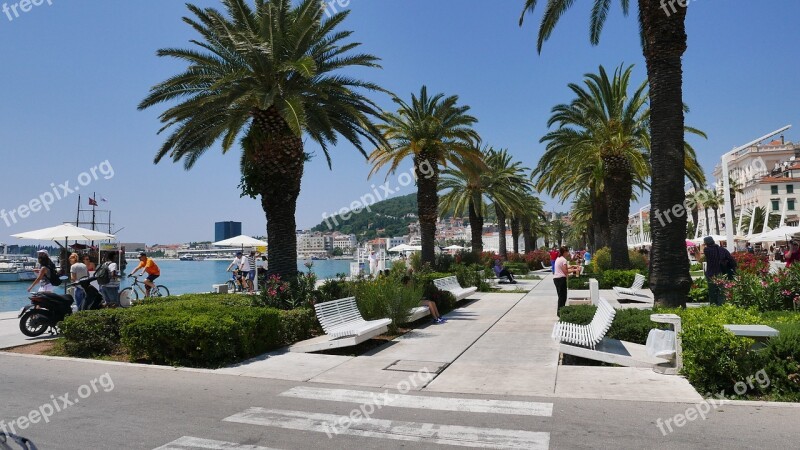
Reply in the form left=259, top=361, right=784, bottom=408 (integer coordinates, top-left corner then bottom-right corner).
left=782, top=290, right=792, bottom=297
left=761, top=281, right=769, bottom=287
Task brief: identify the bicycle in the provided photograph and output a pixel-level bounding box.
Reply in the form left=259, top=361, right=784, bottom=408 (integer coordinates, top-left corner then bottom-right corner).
left=226, top=270, right=245, bottom=293
left=120, top=275, right=170, bottom=304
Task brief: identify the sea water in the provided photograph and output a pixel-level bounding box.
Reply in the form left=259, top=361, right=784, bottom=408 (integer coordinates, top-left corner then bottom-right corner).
left=0, top=259, right=353, bottom=312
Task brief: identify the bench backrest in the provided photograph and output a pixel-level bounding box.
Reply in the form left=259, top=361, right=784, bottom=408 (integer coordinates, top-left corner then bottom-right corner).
left=588, top=298, right=616, bottom=343
left=433, top=276, right=460, bottom=291
left=314, top=297, right=364, bottom=333
left=631, top=273, right=646, bottom=290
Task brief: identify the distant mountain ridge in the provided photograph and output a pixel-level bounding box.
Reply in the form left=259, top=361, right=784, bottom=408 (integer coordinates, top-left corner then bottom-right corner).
left=310, top=194, right=417, bottom=239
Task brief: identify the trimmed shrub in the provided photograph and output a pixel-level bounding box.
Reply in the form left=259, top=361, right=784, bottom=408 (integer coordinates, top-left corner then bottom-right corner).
left=504, top=262, right=529, bottom=275
left=120, top=300, right=282, bottom=367
left=628, top=251, right=648, bottom=272
left=567, top=276, right=590, bottom=290
left=352, top=276, right=422, bottom=333
left=600, top=270, right=647, bottom=290
left=277, top=308, right=322, bottom=346
left=557, top=305, right=596, bottom=325
left=60, top=309, right=127, bottom=357
left=557, top=306, right=658, bottom=344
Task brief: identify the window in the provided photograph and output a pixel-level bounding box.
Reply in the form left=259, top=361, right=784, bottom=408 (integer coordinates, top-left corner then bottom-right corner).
left=789, top=199, right=796, bottom=211
left=788, top=185, right=794, bottom=194
left=771, top=185, right=779, bottom=195
left=772, top=200, right=780, bottom=211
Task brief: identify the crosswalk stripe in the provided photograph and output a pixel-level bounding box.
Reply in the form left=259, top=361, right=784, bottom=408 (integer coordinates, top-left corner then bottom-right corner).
left=153, top=436, right=280, bottom=450
left=280, top=386, right=553, bottom=416
left=224, top=408, right=549, bottom=450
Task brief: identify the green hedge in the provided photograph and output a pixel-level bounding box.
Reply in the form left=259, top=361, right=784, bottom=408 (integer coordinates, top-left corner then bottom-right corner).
left=564, top=271, right=646, bottom=290
left=60, top=295, right=320, bottom=368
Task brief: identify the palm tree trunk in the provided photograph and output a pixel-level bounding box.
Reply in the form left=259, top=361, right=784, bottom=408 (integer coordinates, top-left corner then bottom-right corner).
left=604, top=155, right=633, bottom=269
left=468, top=198, right=484, bottom=255
left=587, top=221, right=595, bottom=252
left=248, top=108, right=305, bottom=280
left=592, top=194, right=610, bottom=249
left=712, top=207, right=720, bottom=235
left=511, top=217, right=521, bottom=254
left=415, top=154, right=439, bottom=266
left=640, top=0, right=690, bottom=307
left=495, top=204, right=507, bottom=258
left=522, top=220, right=533, bottom=253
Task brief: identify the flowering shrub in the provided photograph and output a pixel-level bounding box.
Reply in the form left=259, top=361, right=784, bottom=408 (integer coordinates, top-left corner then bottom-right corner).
left=524, top=250, right=551, bottom=270
left=720, top=264, right=800, bottom=311
left=256, top=273, right=317, bottom=310
left=731, top=251, right=769, bottom=275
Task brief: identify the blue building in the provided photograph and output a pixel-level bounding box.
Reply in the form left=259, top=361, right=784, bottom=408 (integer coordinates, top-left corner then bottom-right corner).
left=215, top=221, right=242, bottom=242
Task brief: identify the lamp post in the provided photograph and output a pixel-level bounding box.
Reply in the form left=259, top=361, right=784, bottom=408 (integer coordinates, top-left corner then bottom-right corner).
left=721, top=126, right=792, bottom=252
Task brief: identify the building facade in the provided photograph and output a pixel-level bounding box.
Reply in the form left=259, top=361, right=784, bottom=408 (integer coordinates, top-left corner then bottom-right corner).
left=215, top=221, right=242, bottom=242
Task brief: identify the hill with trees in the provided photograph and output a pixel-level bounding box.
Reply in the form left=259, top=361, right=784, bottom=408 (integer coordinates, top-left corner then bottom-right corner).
left=310, top=194, right=418, bottom=240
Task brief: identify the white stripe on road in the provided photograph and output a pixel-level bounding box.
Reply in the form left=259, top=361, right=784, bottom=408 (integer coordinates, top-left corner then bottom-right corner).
left=280, top=386, right=553, bottom=416
left=224, top=408, right=549, bottom=450
left=153, top=436, right=280, bottom=450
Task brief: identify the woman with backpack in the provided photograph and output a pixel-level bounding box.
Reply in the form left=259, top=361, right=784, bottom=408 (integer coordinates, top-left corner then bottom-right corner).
left=27, top=250, right=61, bottom=293
left=96, top=253, right=120, bottom=307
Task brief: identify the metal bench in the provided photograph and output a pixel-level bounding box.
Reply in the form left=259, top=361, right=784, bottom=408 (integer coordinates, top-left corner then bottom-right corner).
left=288, top=297, right=390, bottom=353
left=433, top=276, right=478, bottom=301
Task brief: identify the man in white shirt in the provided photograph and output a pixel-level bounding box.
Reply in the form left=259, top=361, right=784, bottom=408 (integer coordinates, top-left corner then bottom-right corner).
left=227, top=252, right=250, bottom=291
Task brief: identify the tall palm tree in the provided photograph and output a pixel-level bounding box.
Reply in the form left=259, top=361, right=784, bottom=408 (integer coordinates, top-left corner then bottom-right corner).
left=521, top=0, right=692, bottom=306
left=537, top=65, right=650, bottom=269
left=570, top=190, right=594, bottom=250
left=548, top=217, right=569, bottom=248
left=483, top=149, right=532, bottom=259
left=704, top=189, right=725, bottom=235
left=439, top=148, right=488, bottom=255
left=139, top=0, right=386, bottom=279
left=685, top=190, right=701, bottom=238
left=518, top=195, right=547, bottom=253
left=369, top=86, right=481, bottom=265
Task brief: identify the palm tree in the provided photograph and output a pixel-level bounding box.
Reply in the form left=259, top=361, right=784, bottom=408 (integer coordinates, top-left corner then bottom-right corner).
left=139, top=0, right=386, bottom=279
left=740, top=206, right=780, bottom=233
left=518, top=195, right=547, bottom=253
left=537, top=65, right=650, bottom=269
left=549, top=217, right=569, bottom=248
left=439, top=148, right=488, bottom=255
left=570, top=190, right=594, bottom=250
left=483, top=149, right=532, bottom=259
left=704, top=189, right=725, bottom=235
left=369, top=86, right=481, bottom=265
left=521, top=0, right=692, bottom=306
left=685, top=190, right=701, bottom=237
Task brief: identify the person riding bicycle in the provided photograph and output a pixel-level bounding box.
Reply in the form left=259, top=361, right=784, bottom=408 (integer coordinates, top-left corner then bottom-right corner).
left=129, top=252, right=160, bottom=297
left=226, top=252, right=247, bottom=291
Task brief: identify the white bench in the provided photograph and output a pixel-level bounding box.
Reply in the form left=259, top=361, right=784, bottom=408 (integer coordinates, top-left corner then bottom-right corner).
left=407, top=305, right=431, bottom=322
left=612, top=273, right=648, bottom=299
left=566, top=278, right=600, bottom=306
left=724, top=324, right=779, bottom=350
left=289, top=297, right=390, bottom=353
left=552, top=297, right=616, bottom=349
left=433, top=276, right=478, bottom=301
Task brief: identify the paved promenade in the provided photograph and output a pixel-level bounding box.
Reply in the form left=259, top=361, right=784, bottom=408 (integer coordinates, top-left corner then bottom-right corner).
left=1, top=275, right=701, bottom=403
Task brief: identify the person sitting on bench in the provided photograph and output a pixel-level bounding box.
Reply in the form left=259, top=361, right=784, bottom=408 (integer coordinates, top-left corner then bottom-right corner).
left=403, top=276, right=445, bottom=323
left=493, top=259, right=516, bottom=284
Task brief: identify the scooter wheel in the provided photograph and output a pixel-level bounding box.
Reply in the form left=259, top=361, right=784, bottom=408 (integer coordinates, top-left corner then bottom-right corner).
left=19, top=310, right=50, bottom=337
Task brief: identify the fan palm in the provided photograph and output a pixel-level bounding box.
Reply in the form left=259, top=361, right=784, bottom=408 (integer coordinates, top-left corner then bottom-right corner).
left=703, top=189, right=725, bottom=235
left=138, top=0, right=386, bottom=279
left=369, top=86, right=481, bottom=265
left=741, top=206, right=780, bottom=234
left=521, top=0, right=693, bottom=306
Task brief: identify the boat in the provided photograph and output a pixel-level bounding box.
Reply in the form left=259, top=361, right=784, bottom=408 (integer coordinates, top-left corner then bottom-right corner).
left=0, top=261, right=37, bottom=282
left=179, top=254, right=195, bottom=261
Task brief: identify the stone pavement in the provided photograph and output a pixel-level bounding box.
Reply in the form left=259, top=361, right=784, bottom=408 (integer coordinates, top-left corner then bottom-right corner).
left=0, top=275, right=702, bottom=403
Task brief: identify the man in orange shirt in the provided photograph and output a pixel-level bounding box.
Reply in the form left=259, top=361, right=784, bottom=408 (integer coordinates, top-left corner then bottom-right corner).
left=130, top=252, right=161, bottom=297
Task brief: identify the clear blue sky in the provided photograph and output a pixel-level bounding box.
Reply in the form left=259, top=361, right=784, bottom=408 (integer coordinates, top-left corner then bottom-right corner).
left=1, top=0, right=798, bottom=245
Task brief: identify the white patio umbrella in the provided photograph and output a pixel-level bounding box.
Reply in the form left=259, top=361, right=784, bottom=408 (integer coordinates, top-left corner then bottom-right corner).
left=751, top=226, right=800, bottom=243
left=12, top=224, right=116, bottom=292
left=444, top=245, right=465, bottom=250
left=213, top=235, right=268, bottom=292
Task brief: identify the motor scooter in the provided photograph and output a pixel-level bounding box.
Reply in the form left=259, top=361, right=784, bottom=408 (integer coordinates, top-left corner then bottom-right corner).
left=18, top=277, right=104, bottom=337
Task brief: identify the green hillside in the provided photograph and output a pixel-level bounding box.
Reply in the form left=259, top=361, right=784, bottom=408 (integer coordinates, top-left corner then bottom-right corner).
left=311, top=194, right=417, bottom=240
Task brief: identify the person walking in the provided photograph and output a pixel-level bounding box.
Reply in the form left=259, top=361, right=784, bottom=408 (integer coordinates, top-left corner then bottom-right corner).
left=703, top=236, right=736, bottom=306
left=549, top=247, right=558, bottom=273
left=553, top=246, right=570, bottom=315
left=68, top=253, right=88, bottom=310
left=98, top=253, right=120, bottom=307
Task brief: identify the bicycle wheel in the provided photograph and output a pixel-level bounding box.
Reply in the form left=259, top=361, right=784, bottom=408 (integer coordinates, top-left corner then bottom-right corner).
left=120, top=287, right=138, bottom=305
left=152, top=285, right=170, bottom=298
left=226, top=280, right=236, bottom=293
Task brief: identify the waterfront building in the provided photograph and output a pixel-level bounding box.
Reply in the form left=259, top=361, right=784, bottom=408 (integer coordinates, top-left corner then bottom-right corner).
left=713, top=137, right=800, bottom=230
left=215, top=221, right=242, bottom=242
left=297, top=232, right=327, bottom=258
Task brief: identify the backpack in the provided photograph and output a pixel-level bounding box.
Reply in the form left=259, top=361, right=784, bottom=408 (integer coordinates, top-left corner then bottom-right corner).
left=95, top=262, right=111, bottom=285
left=718, top=247, right=737, bottom=279
left=46, top=261, right=62, bottom=286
